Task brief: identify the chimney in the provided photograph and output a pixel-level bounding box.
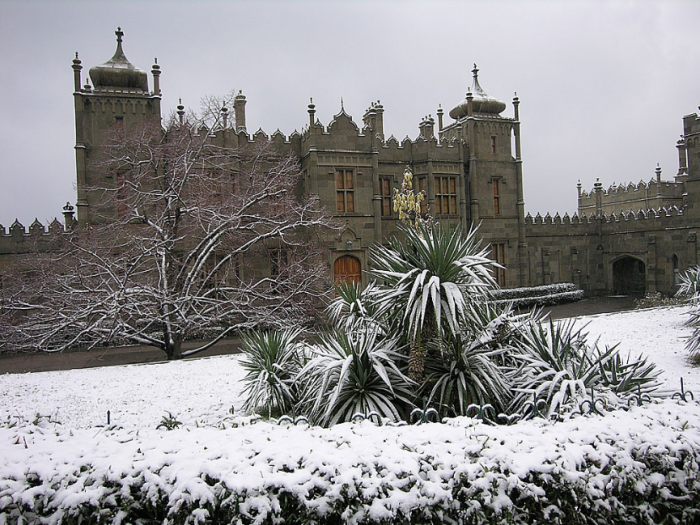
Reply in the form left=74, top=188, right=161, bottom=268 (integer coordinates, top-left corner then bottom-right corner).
left=151, top=58, right=161, bottom=96
left=62, top=202, right=76, bottom=230
left=72, top=53, right=82, bottom=92
left=234, top=91, right=247, bottom=132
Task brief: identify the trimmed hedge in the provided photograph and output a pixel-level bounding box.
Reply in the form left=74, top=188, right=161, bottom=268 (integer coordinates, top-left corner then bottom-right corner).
left=490, top=283, right=584, bottom=309
left=2, top=400, right=699, bottom=524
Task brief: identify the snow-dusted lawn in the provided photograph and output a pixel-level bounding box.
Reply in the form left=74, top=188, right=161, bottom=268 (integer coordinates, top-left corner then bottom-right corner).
left=1, top=305, right=699, bottom=523
left=1, top=305, right=697, bottom=429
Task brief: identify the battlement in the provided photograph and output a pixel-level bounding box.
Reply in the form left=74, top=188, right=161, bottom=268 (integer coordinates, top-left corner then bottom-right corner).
left=524, top=205, right=689, bottom=237
left=528, top=205, right=685, bottom=224
left=578, top=171, right=686, bottom=217
left=0, top=218, right=67, bottom=236
left=578, top=178, right=684, bottom=200
left=300, top=104, right=466, bottom=153
left=0, top=218, right=67, bottom=255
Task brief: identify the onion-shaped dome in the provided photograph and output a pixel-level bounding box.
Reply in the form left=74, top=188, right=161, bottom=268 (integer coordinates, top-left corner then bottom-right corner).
left=89, top=28, right=148, bottom=91
left=449, top=64, right=506, bottom=119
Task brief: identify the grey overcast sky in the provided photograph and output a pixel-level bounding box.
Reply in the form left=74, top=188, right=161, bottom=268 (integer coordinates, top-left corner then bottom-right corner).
left=1, top=0, right=699, bottom=227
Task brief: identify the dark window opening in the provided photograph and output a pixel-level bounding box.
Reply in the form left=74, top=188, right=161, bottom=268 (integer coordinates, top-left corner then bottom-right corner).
left=435, top=176, right=457, bottom=215
left=380, top=177, right=392, bottom=216
left=493, top=179, right=501, bottom=216
left=336, top=169, right=354, bottom=213
left=491, top=243, right=506, bottom=287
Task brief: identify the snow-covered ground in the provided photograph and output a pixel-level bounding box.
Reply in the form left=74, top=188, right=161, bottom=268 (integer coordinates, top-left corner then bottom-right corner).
left=1, top=305, right=699, bottom=522
left=0, top=305, right=698, bottom=429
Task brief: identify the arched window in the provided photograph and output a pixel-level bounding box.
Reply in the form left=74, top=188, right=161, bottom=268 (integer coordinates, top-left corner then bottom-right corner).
left=333, top=255, right=361, bottom=286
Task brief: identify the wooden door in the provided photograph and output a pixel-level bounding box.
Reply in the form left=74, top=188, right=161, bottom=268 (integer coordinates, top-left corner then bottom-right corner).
left=334, top=255, right=361, bottom=286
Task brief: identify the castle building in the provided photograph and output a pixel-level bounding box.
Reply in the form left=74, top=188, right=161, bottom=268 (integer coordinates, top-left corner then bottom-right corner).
left=1, top=29, right=699, bottom=298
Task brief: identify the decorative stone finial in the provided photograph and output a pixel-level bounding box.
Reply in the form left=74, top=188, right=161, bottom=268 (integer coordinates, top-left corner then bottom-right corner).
left=177, top=98, right=185, bottom=123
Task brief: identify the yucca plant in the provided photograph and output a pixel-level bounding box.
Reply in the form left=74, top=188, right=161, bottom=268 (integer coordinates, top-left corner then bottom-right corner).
left=327, top=281, right=384, bottom=332
left=676, top=266, right=700, bottom=358
left=596, top=350, right=662, bottom=397
left=509, top=318, right=663, bottom=416
left=369, top=221, right=497, bottom=381
left=423, top=332, right=511, bottom=417
left=240, top=328, right=306, bottom=418
left=296, top=328, right=414, bottom=426
left=676, top=266, right=700, bottom=303
left=508, top=319, right=600, bottom=415
left=422, top=300, right=529, bottom=416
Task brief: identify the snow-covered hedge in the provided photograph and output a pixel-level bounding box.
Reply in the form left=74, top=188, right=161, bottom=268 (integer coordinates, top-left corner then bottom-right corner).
left=2, top=400, right=699, bottom=524
left=490, top=283, right=584, bottom=309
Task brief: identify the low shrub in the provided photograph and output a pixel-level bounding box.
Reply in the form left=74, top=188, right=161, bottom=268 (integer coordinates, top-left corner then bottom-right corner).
left=635, top=291, right=684, bottom=309
left=2, top=401, right=699, bottom=524
left=489, top=283, right=584, bottom=309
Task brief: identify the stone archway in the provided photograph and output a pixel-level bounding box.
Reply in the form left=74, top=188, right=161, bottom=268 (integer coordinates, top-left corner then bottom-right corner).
left=333, top=255, right=361, bottom=286
left=612, top=256, right=646, bottom=296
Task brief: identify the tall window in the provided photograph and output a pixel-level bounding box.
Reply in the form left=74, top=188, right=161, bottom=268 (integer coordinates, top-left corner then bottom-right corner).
left=493, top=179, right=501, bottom=215
left=491, top=136, right=497, bottom=155
left=491, top=243, right=506, bottom=286
left=417, top=177, right=427, bottom=214
left=435, top=176, right=457, bottom=215
left=673, top=254, right=680, bottom=286
left=202, top=253, right=227, bottom=299
left=270, top=249, right=288, bottom=278
left=231, top=253, right=241, bottom=281
left=336, top=169, right=354, bottom=213
left=380, top=177, right=392, bottom=216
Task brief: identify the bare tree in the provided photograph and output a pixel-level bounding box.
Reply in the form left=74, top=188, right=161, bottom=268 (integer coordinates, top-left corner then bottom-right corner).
left=2, top=107, right=337, bottom=360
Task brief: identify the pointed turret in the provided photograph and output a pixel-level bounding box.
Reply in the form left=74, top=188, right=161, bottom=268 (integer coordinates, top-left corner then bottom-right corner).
left=449, top=64, right=506, bottom=119
left=89, top=27, right=148, bottom=92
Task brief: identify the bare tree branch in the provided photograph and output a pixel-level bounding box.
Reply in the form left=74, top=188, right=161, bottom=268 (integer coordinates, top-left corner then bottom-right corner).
left=2, top=106, right=339, bottom=359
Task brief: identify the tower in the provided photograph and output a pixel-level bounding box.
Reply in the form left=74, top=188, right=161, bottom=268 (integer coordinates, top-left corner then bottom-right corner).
left=72, top=28, right=162, bottom=226
left=439, top=64, right=526, bottom=286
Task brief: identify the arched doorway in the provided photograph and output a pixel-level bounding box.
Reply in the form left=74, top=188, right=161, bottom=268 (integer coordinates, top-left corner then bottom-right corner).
left=334, top=255, right=361, bottom=286
left=612, top=256, right=646, bottom=296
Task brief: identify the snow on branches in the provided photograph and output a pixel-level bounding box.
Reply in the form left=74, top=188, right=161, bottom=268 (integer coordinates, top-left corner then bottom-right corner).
left=2, top=109, right=339, bottom=359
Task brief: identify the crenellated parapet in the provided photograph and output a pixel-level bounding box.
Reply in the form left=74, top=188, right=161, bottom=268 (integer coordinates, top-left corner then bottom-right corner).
left=579, top=179, right=684, bottom=200
left=578, top=165, right=686, bottom=217
left=526, top=205, right=687, bottom=231
left=297, top=102, right=468, bottom=165
left=0, top=218, right=68, bottom=255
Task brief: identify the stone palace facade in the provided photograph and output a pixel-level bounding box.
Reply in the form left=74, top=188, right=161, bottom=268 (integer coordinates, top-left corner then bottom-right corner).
left=2, top=29, right=699, bottom=297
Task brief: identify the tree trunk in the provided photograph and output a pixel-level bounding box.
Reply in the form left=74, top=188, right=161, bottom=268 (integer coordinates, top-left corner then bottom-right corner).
left=162, top=327, right=183, bottom=360
left=408, top=303, right=437, bottom=383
